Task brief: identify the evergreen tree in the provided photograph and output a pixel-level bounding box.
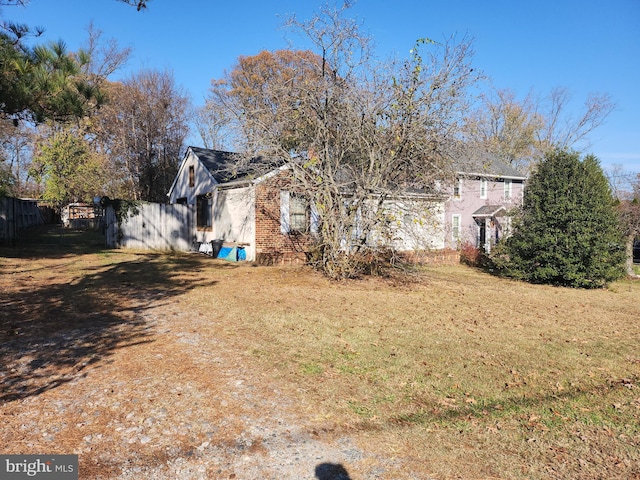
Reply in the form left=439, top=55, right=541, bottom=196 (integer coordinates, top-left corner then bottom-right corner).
left=1, top=0, right=142, bottom=123
left=498, top=148, right=625, bottom=288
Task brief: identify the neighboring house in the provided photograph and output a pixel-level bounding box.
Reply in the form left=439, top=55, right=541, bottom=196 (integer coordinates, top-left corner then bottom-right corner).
left=444, top=155, right=526, bottom=252
left=167, top=147, right=446, bottom=263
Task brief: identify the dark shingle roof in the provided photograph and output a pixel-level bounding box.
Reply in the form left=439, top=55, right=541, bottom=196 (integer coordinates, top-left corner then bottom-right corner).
left=190, top=146, right=286, bottom=184
left=189, top=147, right=246, bottom=183
left=455, top=153, right=526, bottom=179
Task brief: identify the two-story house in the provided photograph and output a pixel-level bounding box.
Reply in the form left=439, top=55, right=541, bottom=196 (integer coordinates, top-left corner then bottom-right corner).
left=444, top=155, right=526, bottom=252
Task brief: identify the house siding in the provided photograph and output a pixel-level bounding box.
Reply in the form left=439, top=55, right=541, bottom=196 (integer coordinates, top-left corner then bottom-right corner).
left=167, top=147, right=526, bottom=263
left=187, top=186, right=256, bottom=260
left=444, top=175, right=524, bottom=249
left=375, top=199, right=446, bottom=251
left=254, top=174, right=312, bottom=265
left=253, top=173, right=447, bottom=264
left=168, top=149, right=217, bottom=205
left=215, top=187, right=256, bottom=260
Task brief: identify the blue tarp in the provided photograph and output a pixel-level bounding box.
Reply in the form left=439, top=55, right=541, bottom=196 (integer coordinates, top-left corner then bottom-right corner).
left=217, top=246, right=246, bottom=262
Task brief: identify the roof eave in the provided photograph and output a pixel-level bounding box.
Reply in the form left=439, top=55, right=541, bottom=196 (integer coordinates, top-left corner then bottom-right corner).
left=167, top=147, right=193, bottom=198
left=456, top=171, right=527, bottom=180
left=216, top=164, right=292, bottom=189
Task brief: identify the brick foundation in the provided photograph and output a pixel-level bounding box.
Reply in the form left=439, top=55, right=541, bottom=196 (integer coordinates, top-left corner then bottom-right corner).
left=255, top=251, right=308, bottom=266
left=400, top=249, right=461, bottom=266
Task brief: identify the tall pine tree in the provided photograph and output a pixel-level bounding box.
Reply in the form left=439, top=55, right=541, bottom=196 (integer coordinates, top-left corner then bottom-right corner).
left=499, top=148, right=625, bottom=288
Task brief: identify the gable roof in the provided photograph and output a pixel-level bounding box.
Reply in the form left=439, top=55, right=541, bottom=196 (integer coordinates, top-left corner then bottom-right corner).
left=191, top=146, right=289, bottom=185
left=455, top=153, right=527, bottom=179
left=166, top=146, right=238, bottom=200
left=167, top=146, right=291, bottom=199
left=189, top=147, right=246, bottom=184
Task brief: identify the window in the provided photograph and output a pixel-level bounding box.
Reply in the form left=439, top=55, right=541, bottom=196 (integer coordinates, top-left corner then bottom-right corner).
left=289, top=193, right=309, bottom=232
left=504, top=179, right=512, bottom=200
left=281, top=191, right=314, bottom=234
left=196, top=194, right=212, bottom=229
left=188, top=165, right=195, bottom=187
left=453, top=178, right=461, bottom=199
left=452, top=214, right=461, bottom=241
left=480, top=178, right=487, bottom=199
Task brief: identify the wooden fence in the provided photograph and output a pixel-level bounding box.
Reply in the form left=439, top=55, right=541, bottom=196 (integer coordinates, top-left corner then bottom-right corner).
left=0, top=196, right=43, bottom=244
left=105, top=202, right=196, bottom=251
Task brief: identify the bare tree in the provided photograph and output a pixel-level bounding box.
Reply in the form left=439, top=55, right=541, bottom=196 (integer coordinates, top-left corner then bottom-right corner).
left=537, top=87, right=615, bottom=152
left=606, top=163, right=635, bottom=200
left=210, top=3, right=481, bottom=278
left=193, top=101, right=231, bottom=150
left=0, top=0, right=28, bottom=7
left=464, top=89, right=544, bottom=171
left=80, top=22, right=131, bottom=84
left=117, top=0, right=149, bottom=10
left=91, top=70, right=190, bottom=201
left=609, top=167, right=640, bottom=278
left=2, top=0, right=148, bottom=8
left=465, top=86, right=615, bottom=172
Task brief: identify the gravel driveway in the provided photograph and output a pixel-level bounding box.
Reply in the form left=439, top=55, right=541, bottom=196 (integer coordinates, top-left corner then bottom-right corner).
left=1, top=287, right=402, bottom=479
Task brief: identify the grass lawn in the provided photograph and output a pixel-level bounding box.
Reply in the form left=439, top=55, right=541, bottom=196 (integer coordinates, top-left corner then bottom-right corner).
left=1, top=227, right=639, bottom=479
left=198, top=264, right=639, bottom=479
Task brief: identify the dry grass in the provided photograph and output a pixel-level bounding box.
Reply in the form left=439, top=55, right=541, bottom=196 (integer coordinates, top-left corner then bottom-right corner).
left=1, top=228, right=639, bottom=479
left=184, top=263, right=640, bottom=479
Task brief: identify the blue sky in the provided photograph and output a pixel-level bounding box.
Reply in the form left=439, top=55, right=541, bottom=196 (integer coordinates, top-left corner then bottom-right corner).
left=6, top=0, right=640, bottom=173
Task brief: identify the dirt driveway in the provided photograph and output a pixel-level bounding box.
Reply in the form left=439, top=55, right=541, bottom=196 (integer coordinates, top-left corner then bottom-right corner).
left=0, top=248, right=403, bottom=480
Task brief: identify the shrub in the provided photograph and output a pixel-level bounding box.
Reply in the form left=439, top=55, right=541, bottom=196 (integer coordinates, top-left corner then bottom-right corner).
left=459, top=241, right=482, bottom=266
left=496, top=149, right=625, bottom=288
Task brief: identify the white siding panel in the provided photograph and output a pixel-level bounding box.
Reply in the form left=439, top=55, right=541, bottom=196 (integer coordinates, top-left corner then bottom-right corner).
left=380, top=199, right=446, bottom=251
left=212, top=187, right=256, bottom=261
left=169, top=150, right=217, bottom=205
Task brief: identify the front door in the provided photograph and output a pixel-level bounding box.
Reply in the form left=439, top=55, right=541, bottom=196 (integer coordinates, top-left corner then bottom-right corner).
left=478, top=219, right=486, bottom=250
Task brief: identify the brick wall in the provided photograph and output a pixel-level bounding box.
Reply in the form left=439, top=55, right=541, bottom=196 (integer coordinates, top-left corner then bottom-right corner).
left=400, top=249, right=461, bottom=266
left=253, top=172, right=460, bottom=267
left=254, top=173, right=312, bottom=265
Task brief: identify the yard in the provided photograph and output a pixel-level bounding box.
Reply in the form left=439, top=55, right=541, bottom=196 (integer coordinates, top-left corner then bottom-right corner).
left=1, top=228, right=639, bottom=479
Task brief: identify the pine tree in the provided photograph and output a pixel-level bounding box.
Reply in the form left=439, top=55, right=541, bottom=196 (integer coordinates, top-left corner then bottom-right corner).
left=500, top=148, right=625, bottom=288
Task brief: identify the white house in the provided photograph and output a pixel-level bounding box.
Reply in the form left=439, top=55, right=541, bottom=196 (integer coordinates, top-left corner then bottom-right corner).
left=168, top=147, right=447, bottom=263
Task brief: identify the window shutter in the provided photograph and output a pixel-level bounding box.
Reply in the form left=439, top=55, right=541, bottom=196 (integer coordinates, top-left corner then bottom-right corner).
left=310, top=202, right=319, bottom=234
left=280, top=190, right=290, bottom=234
